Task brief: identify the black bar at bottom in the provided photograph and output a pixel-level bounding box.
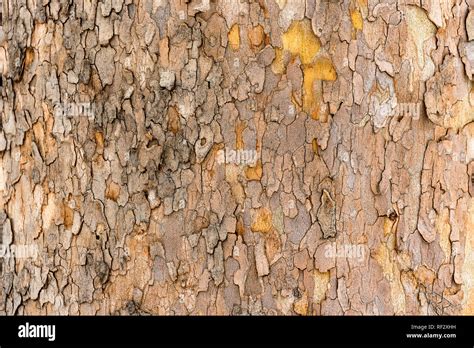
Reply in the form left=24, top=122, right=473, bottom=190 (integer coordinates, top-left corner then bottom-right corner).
left=0, top=316, right=473, bottom=346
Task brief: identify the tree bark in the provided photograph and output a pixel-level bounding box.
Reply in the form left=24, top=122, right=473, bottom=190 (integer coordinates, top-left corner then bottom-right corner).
left=0, top=0, right=473, bottom=315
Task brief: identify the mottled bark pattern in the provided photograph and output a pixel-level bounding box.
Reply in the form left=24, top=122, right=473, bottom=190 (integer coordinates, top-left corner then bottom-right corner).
left=0, top=0, right=473, bottom=315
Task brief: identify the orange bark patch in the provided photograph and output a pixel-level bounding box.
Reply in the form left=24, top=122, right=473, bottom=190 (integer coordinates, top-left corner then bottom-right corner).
left=235, top=120, right=245, bottom=150
left=63, top=203, right=74, bottom=229
left=245, top=160, right=263, bottom=181
left=167, top=106, right=180, bottom=134
left=228, top=24, right=241, bottom=51
left=248, top=25, right=265, bottom=49
left=106, top=182, right=121, bottom=201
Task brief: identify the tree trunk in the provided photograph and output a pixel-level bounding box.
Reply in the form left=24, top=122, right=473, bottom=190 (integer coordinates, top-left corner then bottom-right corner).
left=0, top=0, right=473, bottom=315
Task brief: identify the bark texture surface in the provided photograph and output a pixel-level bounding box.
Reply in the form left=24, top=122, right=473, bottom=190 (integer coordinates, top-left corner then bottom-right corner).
left=0, top=0, right=473, bottom=315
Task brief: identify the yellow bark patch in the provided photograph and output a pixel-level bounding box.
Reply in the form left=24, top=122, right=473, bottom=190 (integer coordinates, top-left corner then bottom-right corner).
left=302, top=66, right=332, bottom=119
left=281, top=20, right=321, bottom=65
left=312, top=138, right=318, bottom=155
left=251, top=208, right=273, bottom=233
left=351, top=9, right=363, bottom=31
left=272, top=48, right=286, bottom=75
left=228, top=24, right=240, bottom=51
left=312, top=57, right=338, bottom=81
left=302, top=67, right=319, bottom=119
left=383, top=216, right=395, bottom=237
left=272, top=20, right=337, bottom=120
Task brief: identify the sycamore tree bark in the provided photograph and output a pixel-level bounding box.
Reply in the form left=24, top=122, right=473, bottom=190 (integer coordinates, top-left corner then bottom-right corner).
left=0, top=0, right=473, bottom=315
